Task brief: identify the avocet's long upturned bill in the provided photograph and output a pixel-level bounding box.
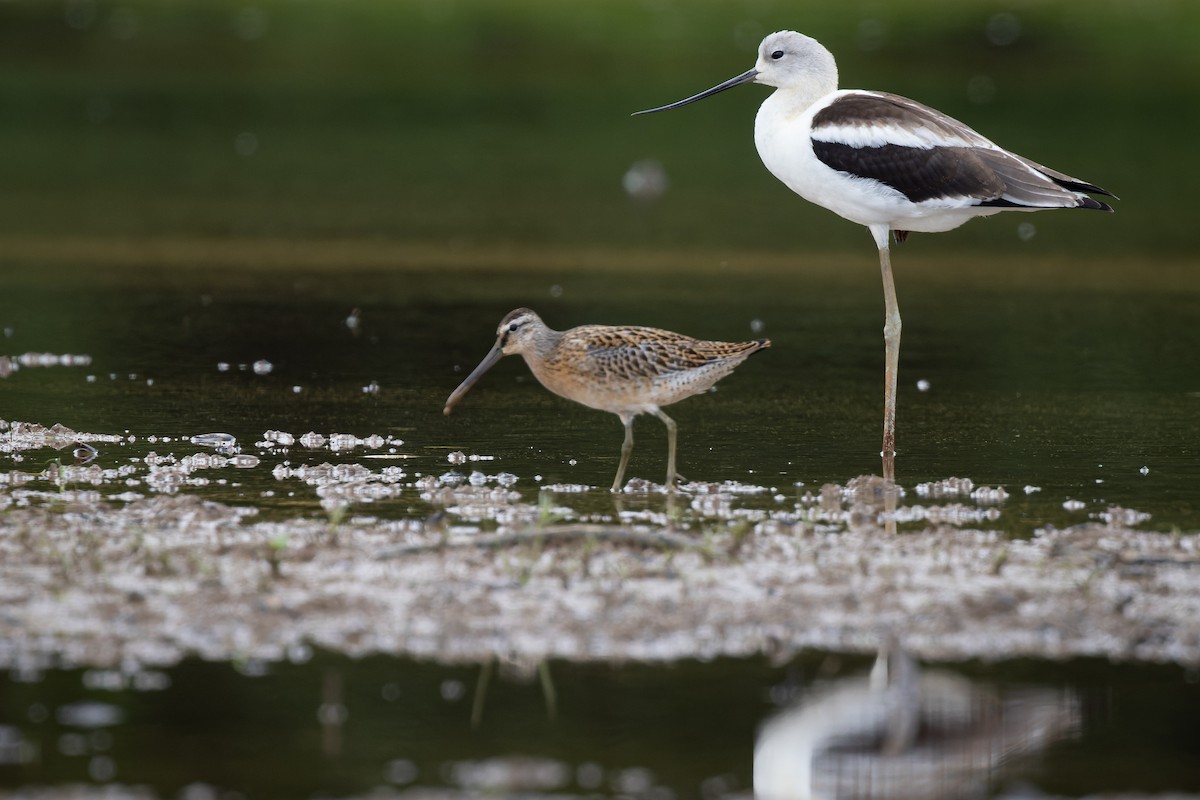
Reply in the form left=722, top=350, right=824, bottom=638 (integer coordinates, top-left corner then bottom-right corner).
left=634, top=30, right=1115, bottom=480
left=443, top=308, right=770, bottom=492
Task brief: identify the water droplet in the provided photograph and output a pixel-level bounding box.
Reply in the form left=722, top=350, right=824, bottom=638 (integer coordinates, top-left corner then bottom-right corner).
left=856, top=18, right=887, bottom=51
left=577, top=762, right=605, bottom=790
left=916, top=378, right=931, bottom=392
left=232, top=5, right=269, bottom=40
left=299, top=431, right=325, bottom=448
left=386, top=758, right=418, bottom=785
left=57, top=702, right=124, bottom=728
left=328, top=433, right=359, bottom=451
left=1139, top=466, right=1150, bottom=476
left=235, top=131, right=259, bottom=157
left=106, top=6, right=140, bottom=40
left=252, top=359, right=272, bottom=375
left=439, top=679, right=466, bottom=701
left=316, top=702, right=348, bottom=726
left=1017, top=222, right=1037, bottom=241
left=190, top=432, right=237, bottom=451
left=263, top=430, right=295, bottom=446
left=966, top=74, right=996, bottom=105
left=58, top=733, right=87, bottom=756
left=88, top=755, right=117, bottom=782
left=132, top=671, right=171, bottom=691
left=622, top=159, right=668, bottom=201
left=64, top=0, right=97, bottom=30
left=985, top=12, right=1021, bottom=46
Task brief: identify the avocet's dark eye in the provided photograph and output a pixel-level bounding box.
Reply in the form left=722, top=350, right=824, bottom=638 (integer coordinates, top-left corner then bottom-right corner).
left=771, top=49, right=784, bottom=60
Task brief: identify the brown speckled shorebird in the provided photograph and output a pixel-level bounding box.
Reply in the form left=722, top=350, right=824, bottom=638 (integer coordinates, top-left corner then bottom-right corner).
left=443, top=308, right=770, bottom=492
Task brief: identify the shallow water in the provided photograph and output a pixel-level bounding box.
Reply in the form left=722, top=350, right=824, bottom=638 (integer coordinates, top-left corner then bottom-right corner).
left=1, top=650, right=1198, bottom=798
left=3, top=250, right=1200, bottom=796
left=2, top=252, right=1197, bottom=533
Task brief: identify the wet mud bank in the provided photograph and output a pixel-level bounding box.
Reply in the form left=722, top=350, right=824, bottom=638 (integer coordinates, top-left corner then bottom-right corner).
left=2, top=492, right=1197, bottom=672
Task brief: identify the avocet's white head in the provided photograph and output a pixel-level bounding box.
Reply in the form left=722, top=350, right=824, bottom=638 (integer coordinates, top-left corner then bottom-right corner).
left=752, top=31, right=838, bottom=92
left=632, top=30, right=839, bottom=116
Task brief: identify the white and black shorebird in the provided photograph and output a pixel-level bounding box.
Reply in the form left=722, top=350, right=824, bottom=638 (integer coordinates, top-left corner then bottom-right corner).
left=635, top=30, right=1115, bottom=480
left=752, top=641, right=1080, bottom=800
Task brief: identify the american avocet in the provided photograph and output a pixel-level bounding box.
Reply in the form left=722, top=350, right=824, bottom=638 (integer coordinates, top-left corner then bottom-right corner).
left=753, top=640, right=1079, bottom=799
left=443, top=308, right=770, bottom=492
left=634, top=30, right=1115, bottom=480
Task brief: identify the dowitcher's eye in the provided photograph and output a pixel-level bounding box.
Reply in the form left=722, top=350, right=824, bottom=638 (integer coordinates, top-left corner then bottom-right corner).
left=508, top=323, right=519, bottom=333
left=771, top=49, right=784, bottom=60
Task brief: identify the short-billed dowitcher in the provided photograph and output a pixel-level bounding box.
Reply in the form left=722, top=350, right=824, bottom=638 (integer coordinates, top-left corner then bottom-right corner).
left=443, top=308, right=769, bottom=492
left=635, top=30, right=1114, bottom=480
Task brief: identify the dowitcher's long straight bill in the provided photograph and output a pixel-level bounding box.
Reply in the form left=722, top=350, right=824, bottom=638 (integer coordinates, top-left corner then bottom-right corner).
left=443, top=342, right=504, bottom=416
left=632, top=68, right=759, bottom=115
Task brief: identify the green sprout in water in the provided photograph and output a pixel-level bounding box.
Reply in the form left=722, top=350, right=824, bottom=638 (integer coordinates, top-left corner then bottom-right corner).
left=326, top=503, right=348, bottom=528
left=536, top=490, right=565, bottom=527
left=267, top=534, right=288, bottom=579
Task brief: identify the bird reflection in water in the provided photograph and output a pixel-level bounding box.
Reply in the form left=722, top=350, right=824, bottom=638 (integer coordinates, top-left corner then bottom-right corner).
left=754, top=642, right=1079, bottom=799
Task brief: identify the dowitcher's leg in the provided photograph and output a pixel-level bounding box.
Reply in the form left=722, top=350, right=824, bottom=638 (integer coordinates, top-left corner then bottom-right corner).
left=652, top=408, right=678, bottom=491
left=874, top=230, right=901, bottom=483
left=612, top=413, right=635, bottom=492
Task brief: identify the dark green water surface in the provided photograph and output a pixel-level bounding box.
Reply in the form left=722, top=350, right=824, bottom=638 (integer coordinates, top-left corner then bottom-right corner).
left=3, top=253, right=1197, bottom=533
left=1, top=650, right=1198, bottom=797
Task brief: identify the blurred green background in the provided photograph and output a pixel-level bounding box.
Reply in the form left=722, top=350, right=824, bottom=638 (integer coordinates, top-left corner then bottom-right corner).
left=1, top=0, right=1195, bottom=260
